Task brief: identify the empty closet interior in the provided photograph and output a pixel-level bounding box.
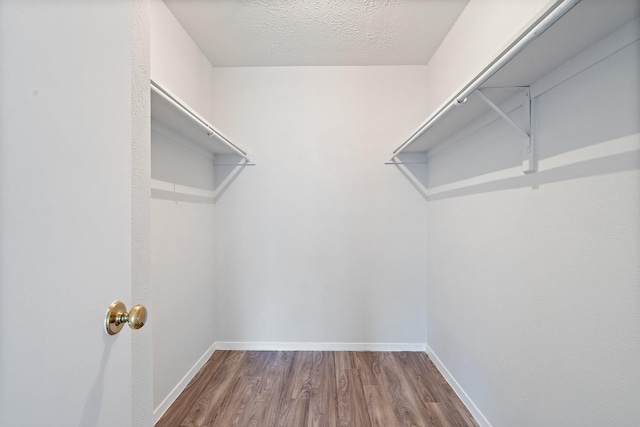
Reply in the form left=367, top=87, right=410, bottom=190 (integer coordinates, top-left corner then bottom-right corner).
left=149, top=0, right=640, bottom=425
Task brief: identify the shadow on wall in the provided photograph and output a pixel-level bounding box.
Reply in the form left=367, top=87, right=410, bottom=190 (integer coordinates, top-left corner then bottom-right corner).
left=78, top=334, right=114, bottom=427
left=151, top=126, right=251, bottom=204
left=388, top=152, right=429, bottom=201
left=392, top=37, right=639, bottom=199
left=427, top=149, right=639, bottom=201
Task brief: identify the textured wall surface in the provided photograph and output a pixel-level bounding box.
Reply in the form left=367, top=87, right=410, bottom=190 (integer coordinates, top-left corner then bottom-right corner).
left=164, top=0, right=468, bottom=66
left=131, top=0, right=153, bottom=426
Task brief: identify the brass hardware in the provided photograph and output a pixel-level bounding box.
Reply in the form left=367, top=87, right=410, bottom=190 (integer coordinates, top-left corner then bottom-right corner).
left=104, top=301, right=148, bottom=335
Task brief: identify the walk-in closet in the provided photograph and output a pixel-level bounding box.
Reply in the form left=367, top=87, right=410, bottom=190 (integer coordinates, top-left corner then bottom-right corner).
left=1, top=0, right=638, bottom=426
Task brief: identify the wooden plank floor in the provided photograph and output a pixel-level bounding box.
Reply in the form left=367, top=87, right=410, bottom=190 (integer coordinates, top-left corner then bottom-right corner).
left=156, top=351, right=479, bottom=427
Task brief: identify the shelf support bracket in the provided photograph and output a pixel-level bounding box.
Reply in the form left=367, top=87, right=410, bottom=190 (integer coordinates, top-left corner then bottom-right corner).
left=477, top=87, right=536, bottom=174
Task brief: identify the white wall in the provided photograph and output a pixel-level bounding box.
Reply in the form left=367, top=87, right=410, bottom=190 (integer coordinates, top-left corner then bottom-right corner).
left=210, top=66, right=429, bottom=348
left=151, top=128, right=217, bottom=412
left=149, top=0, right=219, bottom=417
left=425, top=22, right=640, bottom=427
left=150, top=0, right=216, bottom=119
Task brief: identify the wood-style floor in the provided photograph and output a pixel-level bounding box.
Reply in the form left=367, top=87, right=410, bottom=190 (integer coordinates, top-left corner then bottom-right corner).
left=156, top=351, right=479, bottom=427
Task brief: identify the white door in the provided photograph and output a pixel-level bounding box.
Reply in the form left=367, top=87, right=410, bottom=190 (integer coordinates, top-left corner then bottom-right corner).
left=0, top=2, right=150, bottom=426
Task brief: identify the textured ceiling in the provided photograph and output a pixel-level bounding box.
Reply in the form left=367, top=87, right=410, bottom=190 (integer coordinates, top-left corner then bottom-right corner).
left=163, top=0, right=469, bottom=67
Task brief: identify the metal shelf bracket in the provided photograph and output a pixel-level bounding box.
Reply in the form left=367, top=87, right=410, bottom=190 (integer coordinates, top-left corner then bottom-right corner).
left=477, top=87, right=536, bottom=174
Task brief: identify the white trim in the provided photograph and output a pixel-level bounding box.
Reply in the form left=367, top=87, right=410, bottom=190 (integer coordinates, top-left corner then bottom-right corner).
left=391, top=0, right=580, bottom=158
left=153, top=341, right=218, bottom=424
left=425, top=16, right=640, bottom=161
left=426, top=346, right=493, bottom=427
left=150, top=79, right=249, bottom=160
left=215, top=341, right=427, bottom=352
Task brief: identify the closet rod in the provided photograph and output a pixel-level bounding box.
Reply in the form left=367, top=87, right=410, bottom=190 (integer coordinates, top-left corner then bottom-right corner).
left=150, top=80, right=250, bottom=160
left=390, top=0, right=581, bottom=159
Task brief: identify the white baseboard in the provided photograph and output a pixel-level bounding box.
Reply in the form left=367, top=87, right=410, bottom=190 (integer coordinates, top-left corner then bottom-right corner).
left=426, top=346, right=492, bottom=427
left=153, top=341, right=218, bottom=424
left=215, top=341, right=427, bottom=352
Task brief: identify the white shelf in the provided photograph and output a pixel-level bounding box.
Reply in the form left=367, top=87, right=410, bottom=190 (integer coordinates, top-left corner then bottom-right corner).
left=150, top=81, right=250, bottom=160
left=394, top=0, right=640, bottom=157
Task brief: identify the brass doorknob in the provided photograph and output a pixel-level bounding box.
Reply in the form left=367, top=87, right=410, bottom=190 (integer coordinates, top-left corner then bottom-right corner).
left=104, top=301, right=148, bottom=335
